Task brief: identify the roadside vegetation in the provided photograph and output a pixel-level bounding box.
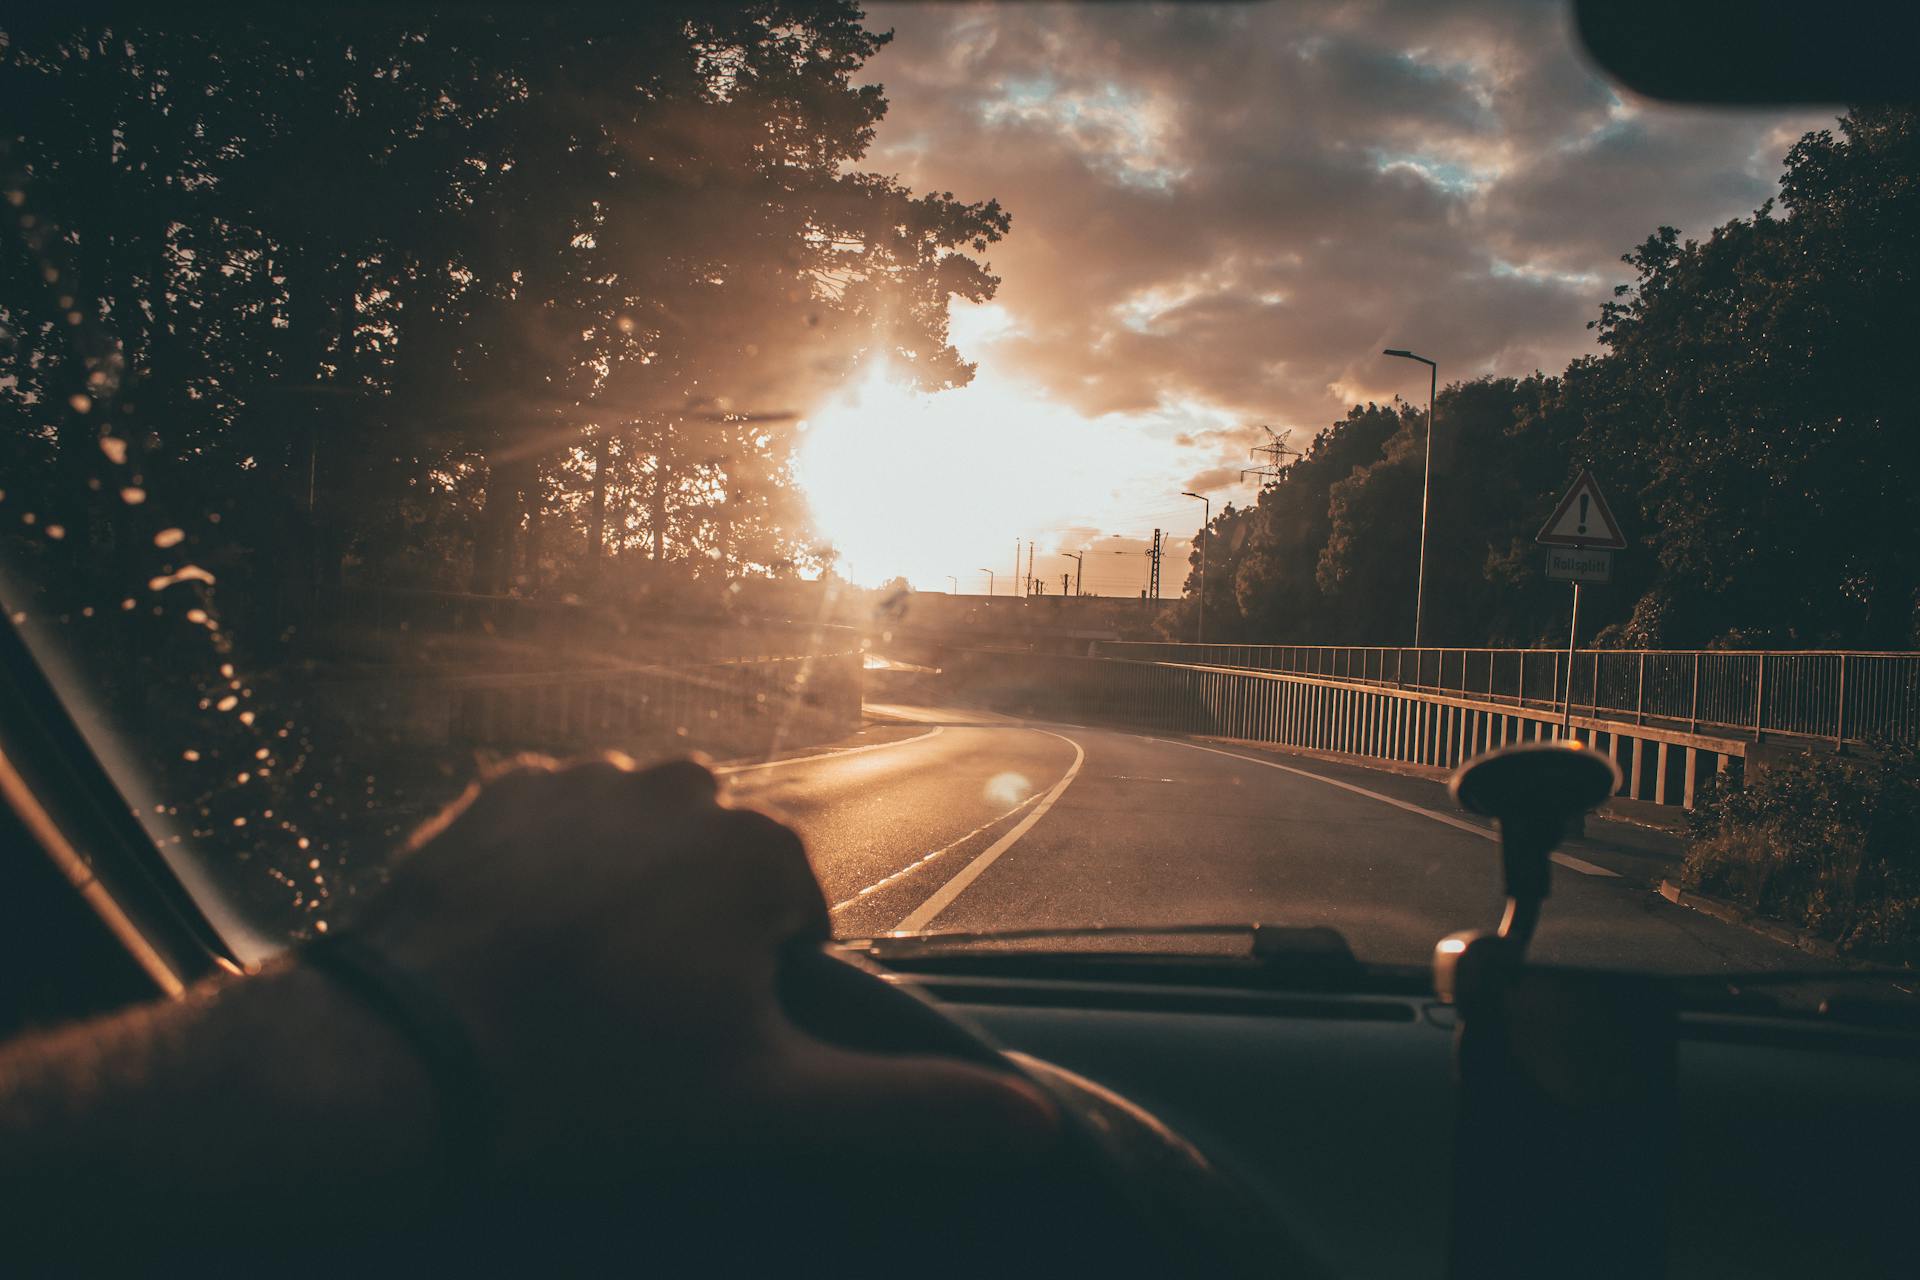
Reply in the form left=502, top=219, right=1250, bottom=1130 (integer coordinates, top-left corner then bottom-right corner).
left=1684, top=746, right=1920, bottom=961
left=0, top=8, right=999, bottom=932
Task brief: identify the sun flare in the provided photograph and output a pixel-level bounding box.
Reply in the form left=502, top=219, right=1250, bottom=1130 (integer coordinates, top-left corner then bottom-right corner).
left=792, top=362, right=1196, bottom=593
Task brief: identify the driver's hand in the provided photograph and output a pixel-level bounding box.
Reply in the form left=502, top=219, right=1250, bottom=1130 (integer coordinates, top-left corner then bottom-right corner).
left=349, top=754, right=1059, bottom=1175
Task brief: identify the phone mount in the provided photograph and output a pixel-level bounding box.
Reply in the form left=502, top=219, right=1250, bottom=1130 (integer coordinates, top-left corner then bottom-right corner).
left=1435, top=741, right=1673, bottom=1279
left=1435, top=741, right=1620, bottom=987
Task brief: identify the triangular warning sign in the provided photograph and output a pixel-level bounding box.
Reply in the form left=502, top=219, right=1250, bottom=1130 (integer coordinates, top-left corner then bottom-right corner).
left=1537, top=470, right=1626, bottom=549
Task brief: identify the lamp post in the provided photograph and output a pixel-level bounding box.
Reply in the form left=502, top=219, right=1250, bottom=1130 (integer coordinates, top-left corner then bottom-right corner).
left=1062, top=550, right=1085, bottom=596
left=1383, top=348, right=1438, bottom=647
left=977, top=569, right=995, bottom=597
left=1181, top=491, right=1210, bottom=644
left=945, top=575, right=958, bottom=595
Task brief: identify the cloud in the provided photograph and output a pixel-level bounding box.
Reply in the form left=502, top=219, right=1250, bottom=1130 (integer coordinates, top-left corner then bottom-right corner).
left=862, top=0, right=1827, bottom=476
left=1185, top=466, right=1241, bottom=492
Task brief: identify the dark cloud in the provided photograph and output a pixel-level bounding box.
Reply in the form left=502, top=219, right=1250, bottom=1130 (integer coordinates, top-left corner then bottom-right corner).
left=862, top=0, right=1827, bottom=482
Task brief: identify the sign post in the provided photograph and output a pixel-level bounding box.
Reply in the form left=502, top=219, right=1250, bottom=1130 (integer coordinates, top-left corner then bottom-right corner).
left=1537, top=471, right=1626, bottom=738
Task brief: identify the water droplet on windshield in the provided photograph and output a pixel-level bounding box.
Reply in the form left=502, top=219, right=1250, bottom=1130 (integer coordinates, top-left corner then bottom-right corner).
left=120, top=486, right=146, bottom=505
left=68, top=393, right=93, bottom=414
left=99, top=436, right=128, bottom=464
left=148, top=565, right=216, bottom=591
left=182, top=749, right=200, bottom=761
left=153, top=528, right=185, bottom=548
left=45, top=524, right=65, bottom=540
left=216, top=695, right=239, bottom=712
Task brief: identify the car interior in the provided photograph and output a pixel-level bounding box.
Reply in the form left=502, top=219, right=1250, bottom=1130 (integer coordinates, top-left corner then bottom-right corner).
left=3, top=3, right=1918, bottom=1277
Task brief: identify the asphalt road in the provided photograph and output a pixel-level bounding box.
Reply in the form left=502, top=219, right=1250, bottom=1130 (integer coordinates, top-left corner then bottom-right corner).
left=723, top=703, right=1797, bottom=973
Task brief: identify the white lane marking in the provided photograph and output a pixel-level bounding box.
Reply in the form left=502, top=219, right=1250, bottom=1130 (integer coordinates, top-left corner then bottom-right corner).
left=714, top=726, right=943, bottom=776
left=1151, top=738, right=1619, bottom=878
left=828, top=791, right=1045, bottom=912
left=894, top=730, right=1088, bottom=931
left=1544, top=849, right=1617, bottom=877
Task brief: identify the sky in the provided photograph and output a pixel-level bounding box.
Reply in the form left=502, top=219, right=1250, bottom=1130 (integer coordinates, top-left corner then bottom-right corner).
left=791, top=0, right=1830, bottom=596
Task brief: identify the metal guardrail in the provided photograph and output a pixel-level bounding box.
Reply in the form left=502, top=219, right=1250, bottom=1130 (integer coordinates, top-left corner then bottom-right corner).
left=442, top=651, right=863, bottom=750
left=1091, top=642, right=1920, bottom=749
left=317, top=650, right=864, bottom=758
left=313, top=585, right=858, bottom=665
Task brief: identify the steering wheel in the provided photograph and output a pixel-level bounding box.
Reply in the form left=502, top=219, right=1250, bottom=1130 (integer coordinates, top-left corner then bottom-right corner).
left=772, top=942, right=1331, bottom=1280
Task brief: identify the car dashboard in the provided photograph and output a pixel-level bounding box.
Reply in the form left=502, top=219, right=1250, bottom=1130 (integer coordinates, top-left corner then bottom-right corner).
left=869, top=957, right=1920, bottom=1279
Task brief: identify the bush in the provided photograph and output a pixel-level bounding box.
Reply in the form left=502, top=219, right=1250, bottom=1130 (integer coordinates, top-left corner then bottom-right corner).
left=1683, top=744, right=1920, bottom=959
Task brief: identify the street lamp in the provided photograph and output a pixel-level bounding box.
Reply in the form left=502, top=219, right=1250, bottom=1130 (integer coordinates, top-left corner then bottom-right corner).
left=1062, top=550, right=1085, bottom=597
left=1383, top=348, right=1438, bottom=648
left=946, top=575, right=958, bottom=595
left=977, top=569, right=995, bottom=597
left=1181, top=491, right=1210, bottom=644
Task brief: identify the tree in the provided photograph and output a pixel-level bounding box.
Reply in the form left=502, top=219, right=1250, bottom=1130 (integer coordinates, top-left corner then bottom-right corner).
left=0, top=5, right=1011, bottom=933
left=1172, top=105, right=1920, bottom=651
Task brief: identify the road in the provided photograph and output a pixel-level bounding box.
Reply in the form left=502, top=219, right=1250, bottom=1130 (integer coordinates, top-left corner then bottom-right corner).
left=723, top=703, right=1797, bottom=972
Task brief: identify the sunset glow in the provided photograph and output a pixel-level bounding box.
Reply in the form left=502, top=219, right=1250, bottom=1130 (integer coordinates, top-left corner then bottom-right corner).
left=793, top=353, right=1208, bottom=593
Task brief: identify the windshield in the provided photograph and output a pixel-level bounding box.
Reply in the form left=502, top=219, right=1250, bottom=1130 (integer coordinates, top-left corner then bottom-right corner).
left=4, top=3, right=1913, bottom=977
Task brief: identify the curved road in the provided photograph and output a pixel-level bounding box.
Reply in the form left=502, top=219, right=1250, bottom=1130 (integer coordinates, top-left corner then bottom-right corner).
left=725, top=703, right=1794, bottom=973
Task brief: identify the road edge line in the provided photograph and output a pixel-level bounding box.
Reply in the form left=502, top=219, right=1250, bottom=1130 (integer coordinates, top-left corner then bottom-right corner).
left=828, top=791, right=1045, bottom=913
left=1155, top=737, right=1619, bottom=878
left=894, top=729, right=1086, bottom=932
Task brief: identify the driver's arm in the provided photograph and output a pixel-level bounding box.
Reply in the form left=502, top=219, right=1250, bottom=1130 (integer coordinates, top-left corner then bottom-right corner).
left=0, top=756, right=1058, bottom=1252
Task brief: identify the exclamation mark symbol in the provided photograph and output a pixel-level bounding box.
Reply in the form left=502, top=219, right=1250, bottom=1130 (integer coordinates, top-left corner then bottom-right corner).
left=1577, top=494, right=1589, bottom=534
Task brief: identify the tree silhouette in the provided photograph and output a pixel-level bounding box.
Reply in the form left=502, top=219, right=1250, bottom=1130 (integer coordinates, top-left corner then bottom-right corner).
left=1170, top=105, right=1920, bottom=652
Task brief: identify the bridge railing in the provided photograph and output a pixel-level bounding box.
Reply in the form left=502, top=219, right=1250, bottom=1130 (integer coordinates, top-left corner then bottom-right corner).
left=1090, top=643, right=1920, bottom=749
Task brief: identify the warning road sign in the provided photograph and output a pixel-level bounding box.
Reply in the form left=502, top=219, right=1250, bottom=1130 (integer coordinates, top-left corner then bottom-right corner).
left=1537, top=470, right=1626, bottom=549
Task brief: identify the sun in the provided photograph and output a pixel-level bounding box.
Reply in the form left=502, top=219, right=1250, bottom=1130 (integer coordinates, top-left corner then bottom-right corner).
left=790, top=356, right=1209, bottom=594
left=793, top=364, right=1084, bottom=589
